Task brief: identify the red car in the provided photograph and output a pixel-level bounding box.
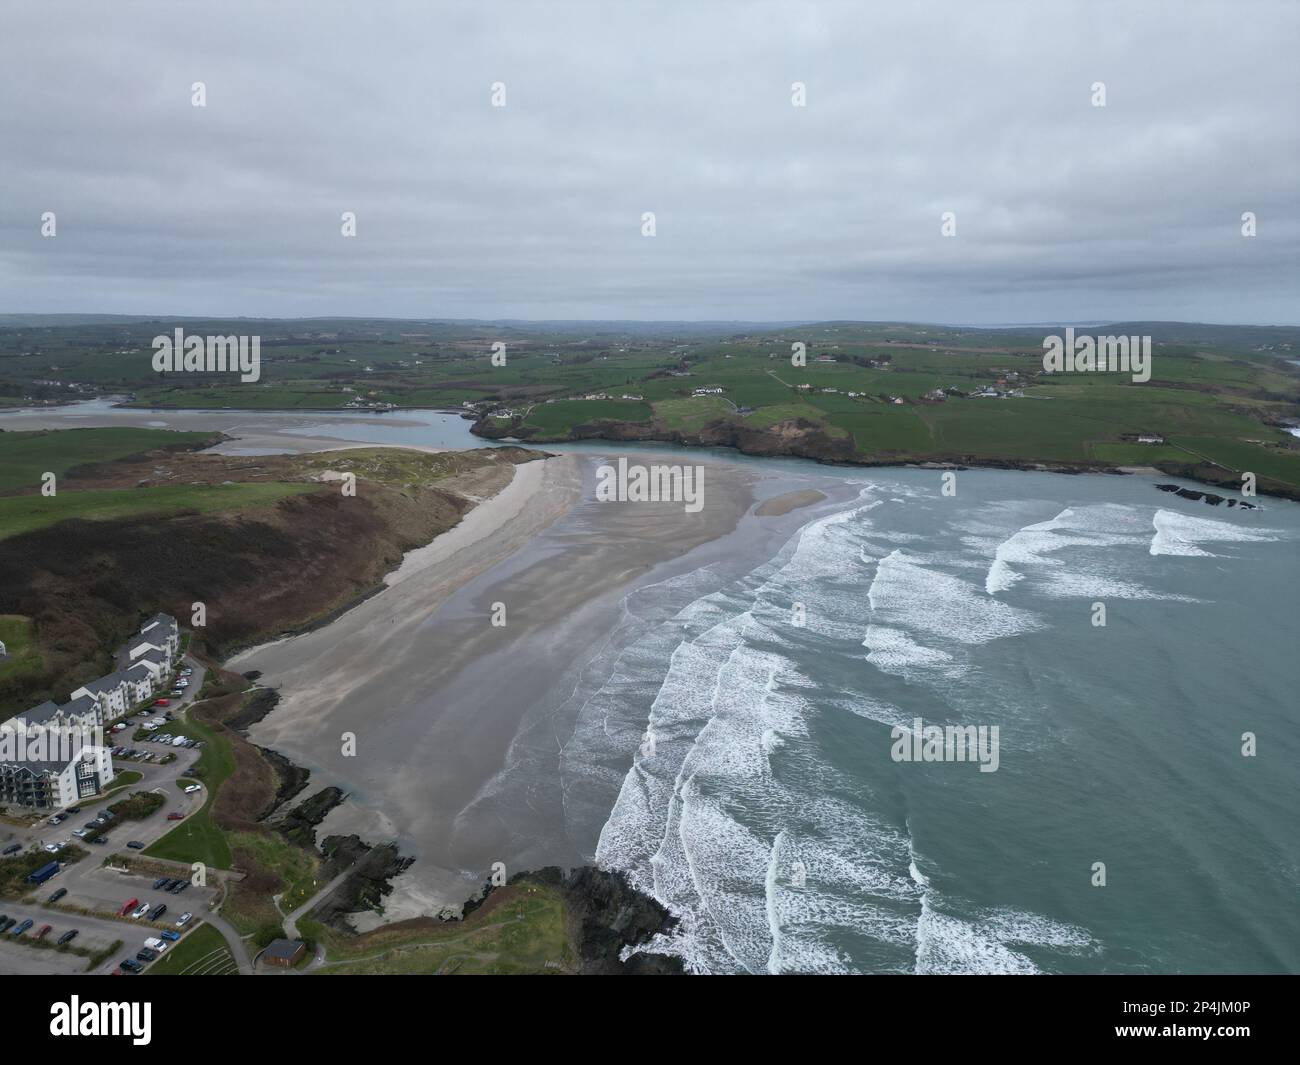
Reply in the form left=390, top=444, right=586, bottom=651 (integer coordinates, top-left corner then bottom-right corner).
left=33, top=924, right=52, bottom=940
left=119, top=897, right=139, bottom=916
left=166, top=813, right=184, bottom=821
left=153, top=699, right=170, bottom=707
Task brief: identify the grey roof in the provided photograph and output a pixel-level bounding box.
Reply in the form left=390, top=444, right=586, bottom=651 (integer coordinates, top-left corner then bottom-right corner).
left=61, top=694, right=100, bottom=717
left=0, top=748, right=101, bottom=773
left=138, top=648, right=169, bottom=665
left=125, top=662, right=154, bottom=679
left=18, top=700, right=63, bottom=726
left=141, top=613, right=178, bottom=635
left=76, top=671, right=130, bottom=696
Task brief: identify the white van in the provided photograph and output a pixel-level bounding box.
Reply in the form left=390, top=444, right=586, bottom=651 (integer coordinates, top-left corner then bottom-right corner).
left=143, top=937, right=168, bottom=952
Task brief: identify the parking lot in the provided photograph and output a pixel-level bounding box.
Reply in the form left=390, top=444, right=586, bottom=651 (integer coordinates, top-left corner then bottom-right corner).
left=0, top=853, right=219, bottom=975
left=0, top=656, right=219, bottom=974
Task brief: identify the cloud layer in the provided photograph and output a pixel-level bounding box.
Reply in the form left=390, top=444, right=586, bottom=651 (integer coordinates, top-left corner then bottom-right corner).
left=3, top=1, right=1297, bottom=322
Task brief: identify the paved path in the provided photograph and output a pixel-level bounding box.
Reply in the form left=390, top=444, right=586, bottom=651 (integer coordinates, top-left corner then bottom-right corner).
left=202, top=909, right=254, bottom=975
left=282, top=869, right=352, bottom=940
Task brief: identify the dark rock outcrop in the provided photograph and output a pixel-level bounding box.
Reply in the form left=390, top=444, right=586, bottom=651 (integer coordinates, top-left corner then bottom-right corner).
left=1157, top=484, right=1236, bottom=507
left=312, top=837, right=413, bottom=927
left=278, top=786, right=346, bottom=849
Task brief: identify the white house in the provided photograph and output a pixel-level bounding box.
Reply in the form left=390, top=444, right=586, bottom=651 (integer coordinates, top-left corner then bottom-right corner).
left=0, top=742, right=113, bottom=810
left=69, top=672, right=133, bottom=719
left=131, top=613, right=179, bottom=664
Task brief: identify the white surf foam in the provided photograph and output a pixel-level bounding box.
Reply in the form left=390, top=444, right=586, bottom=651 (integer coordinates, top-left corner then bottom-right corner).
left=1150, top=507, right=1282, bottom=557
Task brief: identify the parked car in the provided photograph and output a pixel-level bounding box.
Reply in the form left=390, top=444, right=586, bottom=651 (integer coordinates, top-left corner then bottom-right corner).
left=160, top=930, right=181, bottom=942
left=47, top=814, right=65, bottom=825
left=183, top=784, right=201, bottom=794
left=153, top=699, right=170, bottom=707
left=120, top=958, right=143, bottom=972
left=47, top=888, right=67, bottom=904
left=34, top=924, right=52, bottom=940
left=153, top=877, right=170, bottom=890
left=56, top=929, right=78, bottom=945
left=175, top=912, right=193, bottom=926
left=67, top=806, right=81, bottom=814
left=131, top=902, right=150, bottom=919
left=143, top=936, right=168, bottom=952
left=92, top=836, right=109, bottom=846
left=169, top=880, right=190, bottom=895
left=43, top=843, right=60, bottom=853
left=11, top=918, right=33, bottom=936
left=166, top=813, right=184, bottom=821
left=135, top=947, right=158, bottom=962
left=119, top=898, right=139, bottom=916
left=2, top=843, right=21, bottom=855
left=0, top=917, right=14, bottom=933
left=72, top=829, right=90, bottom=839
left=169, top=690, right=184, bottom=698
left=127, top=841, right=145, bottom=850
left=148, top=904, right=167, bottom=921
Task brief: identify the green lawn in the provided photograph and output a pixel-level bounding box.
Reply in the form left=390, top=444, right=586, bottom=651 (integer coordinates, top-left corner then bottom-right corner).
left=0, top=482, right=320, bottom=540
left=145, top=922, right=236, bottom=975
left=143, top=716, right=234, bottom=869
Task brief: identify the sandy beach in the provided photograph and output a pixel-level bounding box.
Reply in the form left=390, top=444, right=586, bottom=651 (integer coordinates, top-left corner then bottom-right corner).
left=229, top=447, right=856, bottom=923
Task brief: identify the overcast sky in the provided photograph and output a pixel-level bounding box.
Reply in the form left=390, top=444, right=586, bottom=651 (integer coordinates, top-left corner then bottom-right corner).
left=2, top=1, right=1297, bottom=324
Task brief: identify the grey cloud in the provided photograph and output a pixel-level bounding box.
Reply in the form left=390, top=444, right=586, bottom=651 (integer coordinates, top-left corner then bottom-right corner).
left=2, top=0, right=1296, bottom=322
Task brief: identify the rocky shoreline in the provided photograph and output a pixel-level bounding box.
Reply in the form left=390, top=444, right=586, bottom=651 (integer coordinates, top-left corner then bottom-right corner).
left=460, top=865, right=683, bottom=974
left=216, top=670, right=677, bottom=972
left=473, top=414, right=1300, bottom=502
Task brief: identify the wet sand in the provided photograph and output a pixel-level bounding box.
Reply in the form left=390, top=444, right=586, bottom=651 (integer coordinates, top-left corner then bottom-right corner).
left=230, top=452, right=811, bottom=922
left=756, top=488, right=827, bottom=516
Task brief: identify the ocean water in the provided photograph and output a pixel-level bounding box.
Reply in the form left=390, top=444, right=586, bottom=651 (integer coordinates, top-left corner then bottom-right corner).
left=559, top=468, right=1299, bottom=974
left=6, top=402, right=1295, bottom=973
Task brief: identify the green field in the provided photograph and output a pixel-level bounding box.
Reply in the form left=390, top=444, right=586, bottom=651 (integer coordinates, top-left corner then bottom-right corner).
left=523, top=398, right=653, bottom=435
left=0, top=427, right=214, bottom=493
left=0, top=482, right=320, bottom=540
